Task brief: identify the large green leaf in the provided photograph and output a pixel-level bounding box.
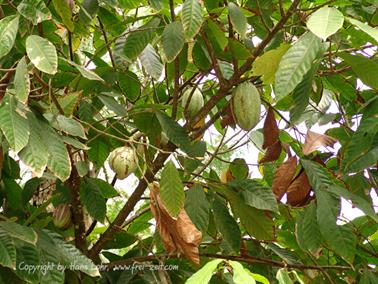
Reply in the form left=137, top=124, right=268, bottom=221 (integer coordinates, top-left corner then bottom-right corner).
left=61, top=58, right=104, bottom=82
left=14, top=243, right=41, bottom=283
left=52, top=0, right=74, bottom=32
left=139, top=44, right=163, bottom=80
left=229, top=261, right=256, bottom=284
left=296, top=202, right=322, bottom=254
left=212, top=196, right=241, bottom=253
left=14, top=57, right=30, bottom=104
left=162, top=21, right=185, bottom=62
left=123, top=18, right=160, bottom=60
left=0, top=229, right=16, bottom=269
left=19, top=112, right=49, bottom=177
left=186, top=259, right=223, bottom=284
left=316, top=190, right=356, bottom=263
left=228, top=2, right=247, bottom=38
left=342, top=117, right=378, bottom=172
left=185, top=184, right=209, bottom=232
left=347, top=17, right=378, bottom=44
left=17, top=0, right=51, bottom=25
left=80, top=180, right=107, bottom=222
left=275, top=32, right=323, bottom=100
left=339, top=53, right=378, bottom=89
left=26, top=35, right=58, bottom=75
left=85, top=177, right=119, bottom=199
left=182, top=0, right=203, bottom=40
left=44, top=113, right=87, bottom=139
left=0, top=15, right=19, bottom=60
left=306, top=7, right=344, bottom=40
left=0, top=95, right=30, bottom=153
left=159, top=161, right=185, bottom=218
left=41, top=122, right=72, bottom=181
left=0, top=221, right=37, bottom=245
left=228, top=179, right=278, bottom=212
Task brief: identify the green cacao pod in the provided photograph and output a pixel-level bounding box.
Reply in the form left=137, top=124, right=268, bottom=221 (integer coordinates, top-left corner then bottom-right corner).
left=108, top=146, right=138, bottom=179
left=231, top=82, right=261, bottom=131
left=53, top=204, right=72, bottom=230
left=181, top=88, right=204, bottom=118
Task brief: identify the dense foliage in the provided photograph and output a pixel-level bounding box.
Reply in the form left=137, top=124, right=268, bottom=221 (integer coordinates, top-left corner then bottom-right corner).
left=0, top=0, right=377, bottom=283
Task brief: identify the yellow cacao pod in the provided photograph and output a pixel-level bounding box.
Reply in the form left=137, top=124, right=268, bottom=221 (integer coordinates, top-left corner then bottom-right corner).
left=53, top=204, right=72, bottom=230
left=182, top=88, right=204, bottom=118
left=108, top=146, right=138, bottom=179
left=231, top=82, right=261, bottom=131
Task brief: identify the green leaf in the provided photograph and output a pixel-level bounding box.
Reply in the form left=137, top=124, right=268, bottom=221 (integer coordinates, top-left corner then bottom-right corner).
left=0, top=95, right=30, bottom=153
left=52, top=0, right=74, bottom=32
left=162, top=21, right=185, bottom=62
left=14, top=57, right=30, bottom=104
left=61, top=58, right=104, bottom=82
left=80, top=181, right=107, bottom=222
left=26, top=35, right=58, bottom=75
left=296, top=202, right=322, bottom=254
left=316, top=190, right=356, bottom=263
left=14, top=243, right=41, bottom=283
left=339, top=53, right=378, bottom=89
left=123, top=18, right=160, bottom=60
left=63, top=136, right=90, bottom=150
left=182, top=0, right=203, bottom=40
left=206, top=20, right=228, bottom=50
left=342, top=117, right=378, bottom=172
left=85, top=177, right=119, bottom=198
left=229, top=261, right=256, bottom=284
left=44, top=113, right=87, bottom=139
left=347, top=17, right=378, bottom=44
left=98, top=93, right=127, bottom=116
left=0, top=221, right=37, bottom=245
left=0, top=229, right=16, bottom=269
left=88, top=136, right=110, bottom=167
left=275, top=32, right=323, bottom=100
left=41, top=122, right=72, bottom=181
left=160, top=160, right=185, bottom=218
left=0, top=15, right=19, bottom=60
left=212, top=196, right=241, bottom=253
left=19, top=112, right=49, bottom=177
left=228, top=2, right=247, bottom=38
left=17, top=0, right=51, bottom=25
left=347, top=146, right=378, bottom=173
left=185, top=184, right=210, bottom=232
left=306, top=7, right=344, bottom=40
left=252, top=44, right=290, bottom=84
left=139, top=44, right=163, bottom=80
left=186, top=259, right=223, bottom=284
left=229, top=179, right=278, bottom=212
left=247, top=272, right=270, bottom=284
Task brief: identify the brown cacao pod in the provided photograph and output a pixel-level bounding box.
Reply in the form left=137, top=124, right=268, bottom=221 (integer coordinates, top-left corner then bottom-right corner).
left=231, top=82, right=261, bottom=131
left=53, top=204, right=72, bottom=229
left=181, top=88, right=204, bottom=118
left=108, top=146, right=138, bottom=179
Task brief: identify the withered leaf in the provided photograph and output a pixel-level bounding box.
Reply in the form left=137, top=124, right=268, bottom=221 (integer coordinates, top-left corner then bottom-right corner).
left=302, top=130, right=337, bottom=155
left=272, top=156, right=298, bottom=201
left=150, top=183, right=202, bottom=264
left=287, top=171, right=312, bottom=206
left=262, top=107, right=279, bottom=149
left=259, top=141, right=282, bottom=164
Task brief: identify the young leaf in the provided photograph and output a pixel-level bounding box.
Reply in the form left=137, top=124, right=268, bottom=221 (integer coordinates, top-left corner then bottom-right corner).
left=275, top=32, right=322, bottom=100
left=186, top=259, right=223, bottom=284
left=14, top=57, right=30, bottom=104
left=182, top=0, right=203, bottom=40
left=0, top=15, right=19, bottom=60
left=302, top=130, right=337, bottom=155
left=162, top=21, right=185, bottom=63
left=26, top=35, right=58, bottom=75
left=306, top=7, right=344, bottom=40
left=17, top=0, right=51, bottom=25
left=272, top=156, right=297, bottom=200
left=160, top=161, right=185, bottom=218
left=228, top=2, right=247, bottom=38
left=0, top=95, right=30, bottom=153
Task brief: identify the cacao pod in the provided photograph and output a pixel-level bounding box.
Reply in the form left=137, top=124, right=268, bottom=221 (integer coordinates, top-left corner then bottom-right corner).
left=108, top=146, right=138, bottom=179
left=181, top=88, right=204, bottom=118
left=53, top=204, right=72, bottom=230
left=231, top=82, right=261, bottom=131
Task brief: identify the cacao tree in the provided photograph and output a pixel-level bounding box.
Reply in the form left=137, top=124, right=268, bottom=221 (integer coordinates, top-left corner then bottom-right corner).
left=0, top=0, right=377, bottom=283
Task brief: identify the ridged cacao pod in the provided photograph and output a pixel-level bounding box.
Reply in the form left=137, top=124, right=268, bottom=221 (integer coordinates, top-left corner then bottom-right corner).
left=53, top=204, right=72, bottom=229
left=231, top=82, right=261, bottom=131
left=181, top=88, right=204, bottom=118
left=108, top=146, right=138, bottom=179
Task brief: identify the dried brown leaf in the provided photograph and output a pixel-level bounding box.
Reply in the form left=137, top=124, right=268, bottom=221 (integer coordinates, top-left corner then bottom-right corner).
left=302, top=130, right=337, bottom=155
left=149, top=183, right=202, bottom=264
left=259, top=141, right=282, bottom=164
left=272, top=156, right=298, bottom=201
left=262, top=107, right=279, bottom=149
left=287, top=171, right=312, bottom=206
